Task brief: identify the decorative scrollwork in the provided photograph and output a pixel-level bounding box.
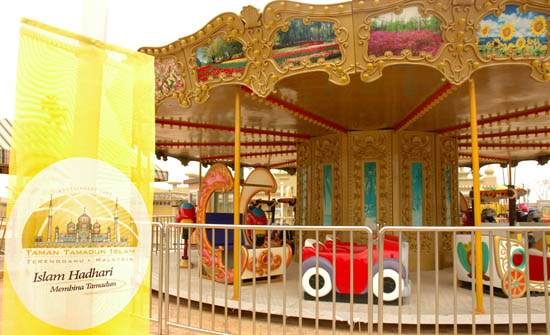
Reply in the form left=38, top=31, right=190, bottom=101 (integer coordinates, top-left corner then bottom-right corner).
left=195, top=164, right=238, bottom=283
left=246, top=250, right=283, bottom=276
left=241, top=6, right=262, bottom=28
left=399, top=132, right=435, bottom=252
left=348, top=131, right=392, bottom=231
left=493, top=235, right=525, bottom=280
left=140, top=0, right=550, bottom=107
left=296, top=142, right=311, bottom=227
left=312, top=134, right=343, bottom=229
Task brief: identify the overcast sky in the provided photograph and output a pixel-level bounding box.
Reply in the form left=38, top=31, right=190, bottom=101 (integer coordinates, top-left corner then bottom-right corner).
left=0, top=0, right=548, bottom=200
left=0, top=0, right=338, bottom=195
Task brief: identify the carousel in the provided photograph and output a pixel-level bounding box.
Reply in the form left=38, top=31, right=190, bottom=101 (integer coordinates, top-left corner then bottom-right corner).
left=143, top=0, right=550, bottom=326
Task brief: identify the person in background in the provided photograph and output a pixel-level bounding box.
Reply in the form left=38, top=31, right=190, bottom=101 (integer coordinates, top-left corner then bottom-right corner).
left=176, top=202, right=196, bottom=268
left=517, top=203, right=529, bottom=222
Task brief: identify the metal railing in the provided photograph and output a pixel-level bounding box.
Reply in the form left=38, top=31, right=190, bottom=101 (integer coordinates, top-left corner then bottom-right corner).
left=378, top=226, right=550, bottom=335
left=153, top=215, right=182, bottom=251
left=161, top=223, right=373, bottom=335
left=150, top=222, right=164, bottom=335
left=153, top=215, right=176, bottom=225
left=149, top=223, right=550, bottom=335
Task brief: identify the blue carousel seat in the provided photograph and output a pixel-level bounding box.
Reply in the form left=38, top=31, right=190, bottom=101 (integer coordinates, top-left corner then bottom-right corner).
left=204, top=213, right=249, bottom=251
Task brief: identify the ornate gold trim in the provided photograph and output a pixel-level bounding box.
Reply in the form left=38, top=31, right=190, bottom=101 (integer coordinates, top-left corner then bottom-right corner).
left=493, top=235, right=525, bottom=280
left=140, top=0, right=550, bottom=108
left=398, top=131, right=436, bottom=252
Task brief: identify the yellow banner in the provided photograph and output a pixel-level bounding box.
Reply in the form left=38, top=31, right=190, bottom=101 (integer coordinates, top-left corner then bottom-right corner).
left=2, top=19, right=154, bottom=334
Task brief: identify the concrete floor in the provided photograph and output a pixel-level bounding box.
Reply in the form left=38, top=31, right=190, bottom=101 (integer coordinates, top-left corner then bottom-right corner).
left=153, top=250, right=550, bottom=326
left=1, top=250, right=549, bottom=334
left=0, top=277, right=546, bottom=334
left=150, top=291, right=548, bottom=335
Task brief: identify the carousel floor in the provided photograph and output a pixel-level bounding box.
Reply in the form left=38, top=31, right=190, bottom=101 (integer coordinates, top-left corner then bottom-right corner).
left=151, top=250, right=549, bottom=325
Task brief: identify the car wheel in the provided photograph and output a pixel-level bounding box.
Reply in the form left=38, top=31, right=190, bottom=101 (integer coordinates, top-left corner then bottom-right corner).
left=302, top=266, right=333, bottom=297
left=372, top=268, right=402, bottom=302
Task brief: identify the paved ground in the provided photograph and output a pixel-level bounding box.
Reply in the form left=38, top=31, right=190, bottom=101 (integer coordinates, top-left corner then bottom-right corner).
left=149, top=293, right=549, bottom=335
left=0, top=278, right=547, bottom=334
left=156, top=252, right=550, bottom=325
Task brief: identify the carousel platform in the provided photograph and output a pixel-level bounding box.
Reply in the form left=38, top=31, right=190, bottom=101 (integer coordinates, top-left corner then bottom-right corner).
left=152, top=250, right=549, bottom=325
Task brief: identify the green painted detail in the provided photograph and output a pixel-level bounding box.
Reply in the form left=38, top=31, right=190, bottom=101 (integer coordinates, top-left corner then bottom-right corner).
left=323, top=165, right=332, bottom=226
left=364, top=162, right=377, bottom=226
left=301, top=168, right=307, bottom=226
left=457, top=241, right=490, bottom=274
left=511, top=247, right=526, bottom=270
left=445, top=165, right=452, bottom=226
left=457, top=242, right=472, bottom=273
left=412, top=162, right=423, bottom=226
left=482, top=242, right=490, bottom=273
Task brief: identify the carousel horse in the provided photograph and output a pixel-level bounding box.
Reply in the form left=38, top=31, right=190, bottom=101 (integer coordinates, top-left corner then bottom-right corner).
left=176, top=202, right=196, bottom=268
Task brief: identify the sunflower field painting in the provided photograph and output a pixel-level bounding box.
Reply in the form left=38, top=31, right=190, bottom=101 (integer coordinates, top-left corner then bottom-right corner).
left=195, top=36, right=246, bottom=81
left=477, top=5, right=548, bottom=57
left=272, top=19, right=341, bottom=68
left=368, top=7, right=443, bottom=57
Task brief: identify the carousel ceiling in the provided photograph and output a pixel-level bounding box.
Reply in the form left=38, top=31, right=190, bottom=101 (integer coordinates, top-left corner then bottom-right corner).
left=144, top=0, right=550, bottom=169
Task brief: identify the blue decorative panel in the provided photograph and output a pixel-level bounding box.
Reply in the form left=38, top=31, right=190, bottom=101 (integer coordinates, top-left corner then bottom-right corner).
left=445, top=165, right=452, bottom=226
left=364, top=162, right=377, bottom=226
left=301, top=168, right=307, bottom=226
left=323, top=165, right=332, bottom=226
left=412, top=162, right=423, bottom=226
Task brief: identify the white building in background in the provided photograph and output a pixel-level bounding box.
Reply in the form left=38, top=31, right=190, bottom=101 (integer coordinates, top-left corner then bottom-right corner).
left=153, top=182, right=188, bottom=216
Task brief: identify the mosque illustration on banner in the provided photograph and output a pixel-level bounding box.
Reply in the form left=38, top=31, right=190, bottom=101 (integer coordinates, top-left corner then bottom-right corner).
left=33, top=196, right=130, bottom=248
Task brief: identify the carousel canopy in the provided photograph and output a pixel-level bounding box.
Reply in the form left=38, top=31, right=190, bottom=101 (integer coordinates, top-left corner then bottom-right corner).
left=142, top=0, right=550, bottom=169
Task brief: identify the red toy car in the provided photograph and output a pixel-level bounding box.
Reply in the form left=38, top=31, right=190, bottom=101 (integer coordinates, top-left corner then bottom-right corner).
left=301, top=235, right=411, bottom=302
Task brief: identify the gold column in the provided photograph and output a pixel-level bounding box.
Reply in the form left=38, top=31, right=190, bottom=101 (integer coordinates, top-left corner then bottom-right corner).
left=233, top=88, right=241, bottom=300
left=469, top=79, right=485, bottom=314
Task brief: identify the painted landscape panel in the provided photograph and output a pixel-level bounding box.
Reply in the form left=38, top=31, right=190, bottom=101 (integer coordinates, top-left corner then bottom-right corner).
left=272, top=19, right=341, bottom=68
left=412, top=162, right=423, bottom=227
left=155, top=58, right=184, bottom=100
left=369, top=7, right=443, bottom=57
left=364, top=162, right=377, bottom=228
left=323, top=165, right=333, bottom=226
left=477, top=5, right=548, bottom=57
left=195, top=36, right=246, bottom=81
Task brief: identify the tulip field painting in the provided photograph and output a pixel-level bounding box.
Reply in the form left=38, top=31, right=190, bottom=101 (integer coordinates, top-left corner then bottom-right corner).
left=368, top=7, right=443, bottom=57
left=477, top=5, right=548, bottom=57
left=195, top=37, right=246, bottom=81
left=272, top=19, right=341, bottom=68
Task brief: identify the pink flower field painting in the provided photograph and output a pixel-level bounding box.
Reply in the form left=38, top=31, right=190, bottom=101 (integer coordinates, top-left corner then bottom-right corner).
left=368, top=7, right=443, bottom=57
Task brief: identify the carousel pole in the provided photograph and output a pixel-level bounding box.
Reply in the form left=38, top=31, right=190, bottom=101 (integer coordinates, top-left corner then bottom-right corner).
left=508, top=160, right=516, bottom=226
left=469, top=78, right=485, bottom=314
left=233, top=87, right=241, bottom=300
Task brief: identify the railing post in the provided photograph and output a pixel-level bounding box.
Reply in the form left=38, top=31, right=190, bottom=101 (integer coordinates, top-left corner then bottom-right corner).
left=164, top=224, right=170, bottom=334
left=157, top=223, right=164, bottom=335
left=377, top=229, right=384, bottom=334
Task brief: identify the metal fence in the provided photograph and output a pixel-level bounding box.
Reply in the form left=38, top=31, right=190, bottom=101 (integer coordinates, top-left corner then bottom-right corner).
left=149, top=223, right=550, bottom=335
left=150, top=221, right=164, bottom=334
